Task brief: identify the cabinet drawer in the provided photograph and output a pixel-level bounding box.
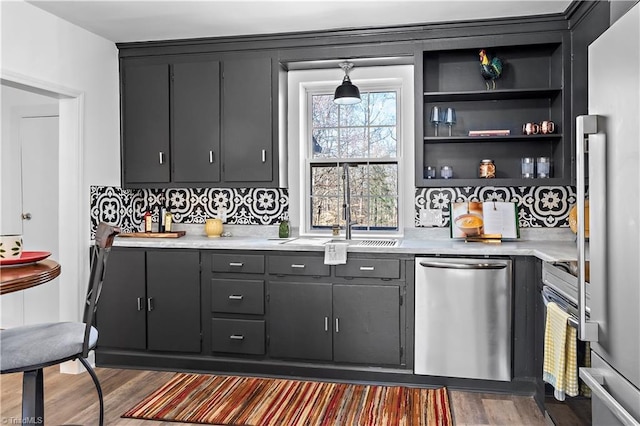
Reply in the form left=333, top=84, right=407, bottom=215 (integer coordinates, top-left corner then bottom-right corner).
left=336, top=258, right=400, bottom=279
left=268, top=255, right=330, bottom=277
left=211, top=279, right=264, bottom=315
left=212, top=253, right=264, bottom=274
left=211, top=318, right=265, bottom=355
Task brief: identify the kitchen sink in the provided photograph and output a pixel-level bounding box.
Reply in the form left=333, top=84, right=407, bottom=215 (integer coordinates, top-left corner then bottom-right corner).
left=280, top=237, right=399, bottom=248
left=347, top=239, right=399, bottom=247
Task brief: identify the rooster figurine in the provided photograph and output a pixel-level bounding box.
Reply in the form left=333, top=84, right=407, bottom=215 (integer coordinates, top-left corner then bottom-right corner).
left=479, top=49, right=502, bottom=90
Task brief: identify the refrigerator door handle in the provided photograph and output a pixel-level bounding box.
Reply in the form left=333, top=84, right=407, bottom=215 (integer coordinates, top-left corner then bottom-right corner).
left=576, top=115, right=601, bottom=342
left=580, top=367, right=640, bottom=426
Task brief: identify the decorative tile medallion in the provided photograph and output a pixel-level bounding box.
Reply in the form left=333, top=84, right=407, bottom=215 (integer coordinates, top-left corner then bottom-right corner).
left=90, top=186, right=289, bottom=237
left=415, top=186, right=576, bottom=228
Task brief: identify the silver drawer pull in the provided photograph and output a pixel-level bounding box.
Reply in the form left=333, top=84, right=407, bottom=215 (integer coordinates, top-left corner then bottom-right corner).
left=359, top=266, right=375, bottom=271
left=229, top=262, right=244, bottom=267
left=137, top=297, right=144, bottom=311
left=229, top=334, right=244, bottom=340
left=291, top=264, right=306, bottom=269
left=209, top=150, right=215, bottom=164
left=580, top=368, right=640, bottom=426
left=261, top=149, right=266, bottom=163
left=335, top=318, right=340, bottom=333
left=228, top=294, right=243, bottom=300
left=324, top=316, right=329, bottom=332
left=158, top=151, right=165, bottom=165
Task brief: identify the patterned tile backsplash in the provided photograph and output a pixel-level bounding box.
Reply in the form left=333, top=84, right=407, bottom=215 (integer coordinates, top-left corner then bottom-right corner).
left=415, top=186, right=576, bottom=228
left=90, top=186, right=289, bottom=235
left=90, top=185, right=574, bottom=236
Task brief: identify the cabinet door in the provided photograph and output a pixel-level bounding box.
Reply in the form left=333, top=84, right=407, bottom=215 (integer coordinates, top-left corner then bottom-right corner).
left=173, top=61, right=221, bottom=183
left=146, top=250, right=201, bottom=353
left=333, top=284, right=401, bottom=365
left=97, top=249, right=146, bottom=350
left=268, top=281, right=332, bottom=361
left=222, top=57, right=273, bottom=183
left=122, top=63, right=170, bottom=184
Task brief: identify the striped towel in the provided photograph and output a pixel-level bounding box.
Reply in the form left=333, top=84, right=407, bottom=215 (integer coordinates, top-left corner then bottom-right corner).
left=543, top=302, right=579, bottom=400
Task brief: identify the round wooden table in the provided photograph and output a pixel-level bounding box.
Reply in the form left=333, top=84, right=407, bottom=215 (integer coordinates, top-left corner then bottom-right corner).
left=0, top=259, right=61, bottom=295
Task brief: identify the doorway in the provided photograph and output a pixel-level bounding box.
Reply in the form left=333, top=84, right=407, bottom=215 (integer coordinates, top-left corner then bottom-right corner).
left=0, top=85, right=59, bottom=327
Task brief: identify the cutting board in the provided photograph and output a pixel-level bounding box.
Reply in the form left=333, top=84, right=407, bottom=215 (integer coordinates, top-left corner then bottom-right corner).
left=118, top=231, right=186, bottom=238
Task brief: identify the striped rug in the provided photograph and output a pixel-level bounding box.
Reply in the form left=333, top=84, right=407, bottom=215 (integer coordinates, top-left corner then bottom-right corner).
left=122, top=373, right=453, bottom=425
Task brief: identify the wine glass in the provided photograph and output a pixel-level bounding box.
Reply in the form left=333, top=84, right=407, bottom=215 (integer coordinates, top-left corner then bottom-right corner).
left=430, top=106, right=442, bottom=136
left=444, top=107, right=456, bottom=136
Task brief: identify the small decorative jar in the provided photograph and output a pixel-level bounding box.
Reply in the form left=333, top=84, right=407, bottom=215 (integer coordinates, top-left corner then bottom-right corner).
left=205, top=218, right=223, bottom=238
left=479, top=159, right=496, bottom=178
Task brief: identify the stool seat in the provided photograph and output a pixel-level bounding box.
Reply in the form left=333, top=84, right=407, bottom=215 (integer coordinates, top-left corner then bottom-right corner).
left=1, top=322, right=97, bottom=373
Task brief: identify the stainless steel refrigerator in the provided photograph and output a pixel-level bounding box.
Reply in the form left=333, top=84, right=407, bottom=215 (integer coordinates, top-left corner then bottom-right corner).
left=575, top=3, right=640, bottom=424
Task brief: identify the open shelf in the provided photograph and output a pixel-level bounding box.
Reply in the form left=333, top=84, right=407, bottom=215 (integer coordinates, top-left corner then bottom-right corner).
left=424, top=134, right=562, bottom=143
left=417, top=38, right=570, bottom=188
left=424, top=88, right=562, bottom=102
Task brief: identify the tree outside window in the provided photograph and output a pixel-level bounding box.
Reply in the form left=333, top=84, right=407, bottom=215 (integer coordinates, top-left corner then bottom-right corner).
left=309, top=91, right=399, bottom=231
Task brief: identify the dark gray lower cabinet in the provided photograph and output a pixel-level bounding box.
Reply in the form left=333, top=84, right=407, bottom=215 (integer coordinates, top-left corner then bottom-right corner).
left=269, top=282, right=332, bottom=361
left=333, top=284, right=401, bottom=365
left=97, top=248, right=201, bottom=353
left=268, top=281, right=402, bottom=366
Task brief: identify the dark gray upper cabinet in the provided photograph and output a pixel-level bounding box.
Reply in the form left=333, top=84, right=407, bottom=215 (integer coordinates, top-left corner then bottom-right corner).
left=222, top=56, right=273, bottom=183
left=122, top=63, right=171, bottom=184
left=172, top=61, right=221, bottom=184
left=121, top=54, right=282, bottom=188
left=121, top=58, right=220, bottom=187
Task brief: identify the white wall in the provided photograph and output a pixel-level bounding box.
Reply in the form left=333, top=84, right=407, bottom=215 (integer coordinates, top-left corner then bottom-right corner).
left=1, top=1, right=120, bottom=186
left=1, top=1, right=120, bottom=331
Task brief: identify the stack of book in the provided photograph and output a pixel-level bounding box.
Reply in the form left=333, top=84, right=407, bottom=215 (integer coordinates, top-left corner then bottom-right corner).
left=468, top=129, right=511, bottom=137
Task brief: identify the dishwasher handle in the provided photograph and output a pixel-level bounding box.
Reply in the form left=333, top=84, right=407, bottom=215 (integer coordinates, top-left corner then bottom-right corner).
left=419, top=261, right=508, bottom=270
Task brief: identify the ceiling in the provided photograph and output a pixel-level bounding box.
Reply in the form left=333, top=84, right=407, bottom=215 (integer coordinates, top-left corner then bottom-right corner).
left=27, top=1, right=573, bottom=44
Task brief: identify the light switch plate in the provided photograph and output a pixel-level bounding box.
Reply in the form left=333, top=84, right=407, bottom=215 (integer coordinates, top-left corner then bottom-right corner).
left=419, top=208, right=443, bottom=227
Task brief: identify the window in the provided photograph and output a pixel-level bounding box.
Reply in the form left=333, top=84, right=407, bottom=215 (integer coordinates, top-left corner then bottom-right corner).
left=307, top=89, right=400, bottom=232
left=288, top=65, right=413, bottom=237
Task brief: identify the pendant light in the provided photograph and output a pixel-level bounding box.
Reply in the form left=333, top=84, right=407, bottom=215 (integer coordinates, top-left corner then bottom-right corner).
left=333, top=62, right=361, bottom=105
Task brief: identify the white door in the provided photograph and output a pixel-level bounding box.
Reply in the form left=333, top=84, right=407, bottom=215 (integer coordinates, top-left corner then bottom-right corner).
left=20, top=115, right=60, bottom=324
left=0, top=111, right=59, bottom=328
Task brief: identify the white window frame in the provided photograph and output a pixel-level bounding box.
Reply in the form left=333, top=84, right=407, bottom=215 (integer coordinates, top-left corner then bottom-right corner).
left=288, top=65, right=414, bottom=238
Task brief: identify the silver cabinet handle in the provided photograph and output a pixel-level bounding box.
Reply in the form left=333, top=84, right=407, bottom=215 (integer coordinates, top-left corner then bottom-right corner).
left=359, top=266, right=374, bottom=271
left=229, top=262, right=244, bottom=267
left=324, top=316, right=329, bottom=332
left=291, top=264, right=306, bottom=269
left=579, top=367, right=640, bottom=426
left=137, top=297, right=144, bottom=311
left=419, top=261, right=507, bottom=270
left=158, top=152, right=165, bottom=165
left=228, top=295, right=243, bottom=300
left=335, top=318, right=340, bottom=333
left=21, top=213, right=32, bottom=220
left=209, top=150, right=215, bottom=164
left=261, top=149, right=266, bottom=163
left=147, top=297, right=154, bottom=312
left=229, top=334, right=244, bottom=340
left=576, top=115, right=601, bottom=342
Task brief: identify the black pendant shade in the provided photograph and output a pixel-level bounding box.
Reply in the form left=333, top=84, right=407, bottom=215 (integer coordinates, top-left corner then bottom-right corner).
left=333, top=62, right=361, bottom=105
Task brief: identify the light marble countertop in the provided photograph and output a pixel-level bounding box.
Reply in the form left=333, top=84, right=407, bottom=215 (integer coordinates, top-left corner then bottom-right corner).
left=114, top=224, right=579, bottom=263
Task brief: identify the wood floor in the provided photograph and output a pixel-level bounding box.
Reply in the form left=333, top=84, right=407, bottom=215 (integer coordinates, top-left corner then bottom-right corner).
left=0, top=366, right=547, bottom=425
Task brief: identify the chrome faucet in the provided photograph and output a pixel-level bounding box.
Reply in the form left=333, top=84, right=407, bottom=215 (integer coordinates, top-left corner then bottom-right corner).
left=342, top=163, right=356, bottom=239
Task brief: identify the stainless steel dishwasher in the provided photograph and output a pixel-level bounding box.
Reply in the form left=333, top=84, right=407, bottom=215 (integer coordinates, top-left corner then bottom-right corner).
left=414, top=257, right=512, bottom=381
